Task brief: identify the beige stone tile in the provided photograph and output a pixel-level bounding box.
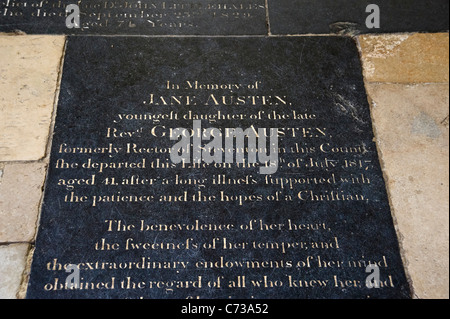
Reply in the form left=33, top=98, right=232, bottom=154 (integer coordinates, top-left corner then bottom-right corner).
left=0, top=243, right=29, bottom=299
left=0, top=162, right=47, bottom=243
left=0, top=35, right=65, bottom=161
left=366, top=83, right=449, bottom=299
left=359, top=33, right=449, bottom=83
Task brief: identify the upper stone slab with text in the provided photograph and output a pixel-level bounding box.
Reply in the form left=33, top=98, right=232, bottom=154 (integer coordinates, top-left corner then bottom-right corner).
left=268, top=0, right=449, bottom=35
left=0, top=0, right=267, bottom=35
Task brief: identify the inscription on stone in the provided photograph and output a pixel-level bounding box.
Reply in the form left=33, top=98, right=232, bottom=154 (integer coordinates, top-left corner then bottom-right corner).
left=26, top=36, right=411, bottom=299
left=0, top=0, right=267, bottom=35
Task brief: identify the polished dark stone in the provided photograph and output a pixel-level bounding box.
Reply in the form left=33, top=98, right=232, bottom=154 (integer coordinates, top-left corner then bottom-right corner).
left=26, top=36, right=411, bottom=299
left=0, top=0, right=267, bottom=35
left=268, top=0, right=449, bottom=35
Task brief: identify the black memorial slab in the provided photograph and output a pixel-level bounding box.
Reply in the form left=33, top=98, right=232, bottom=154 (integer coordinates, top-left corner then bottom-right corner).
left=268, top=0, right=449, bottom=35
left=0, top=0, right=267, bottom=35
left=26, top=36, right=411, bottom=299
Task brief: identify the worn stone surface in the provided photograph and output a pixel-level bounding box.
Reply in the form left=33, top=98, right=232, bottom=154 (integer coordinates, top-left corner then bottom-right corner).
left=26, top=36, right=409, bottom=299
left=0, top=35, right=65, bottom=161
left=268, top=0, right=449, bottom=35
left=0, top=244, right=29, bottom=299
left=366, top=83, right=449, bottom=299
left=359, top=33, right=449, bottom=83
left=2, top=0, right=449, bottom=36
left=16, top=246, right=34, bottom=299
left=0, top=0, right=267, bottom=35
left=0, top=162, right=47, bottom=243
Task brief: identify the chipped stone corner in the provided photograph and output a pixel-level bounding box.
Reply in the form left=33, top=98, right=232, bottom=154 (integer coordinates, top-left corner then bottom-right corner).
left=329, top=22, right=361, bottom=37
left=357, top=33, right=411, bottom=80
left=441, top=115, right=449, bottom=128
left=17, top=244, right=34, bottom=299
left=0, top=29, right=28, bottom=36
left=359, top=33, right=411, bottom=59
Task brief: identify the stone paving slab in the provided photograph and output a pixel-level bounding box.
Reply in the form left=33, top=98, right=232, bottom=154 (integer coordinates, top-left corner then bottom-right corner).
left=0, top=35, right=66, bottom=161
left=366, top=83, right=449, bottom=299
left=360, top=31, right=449, bottom=298
left=0, top=162, right=48, bottom=243
left=0, top=243, right=29, bottom=299
left=359, top=33, right=449, bottom=83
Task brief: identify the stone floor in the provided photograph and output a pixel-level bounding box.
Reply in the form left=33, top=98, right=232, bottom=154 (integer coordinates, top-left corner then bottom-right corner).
left=0, top=32, right=448, bottom=299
